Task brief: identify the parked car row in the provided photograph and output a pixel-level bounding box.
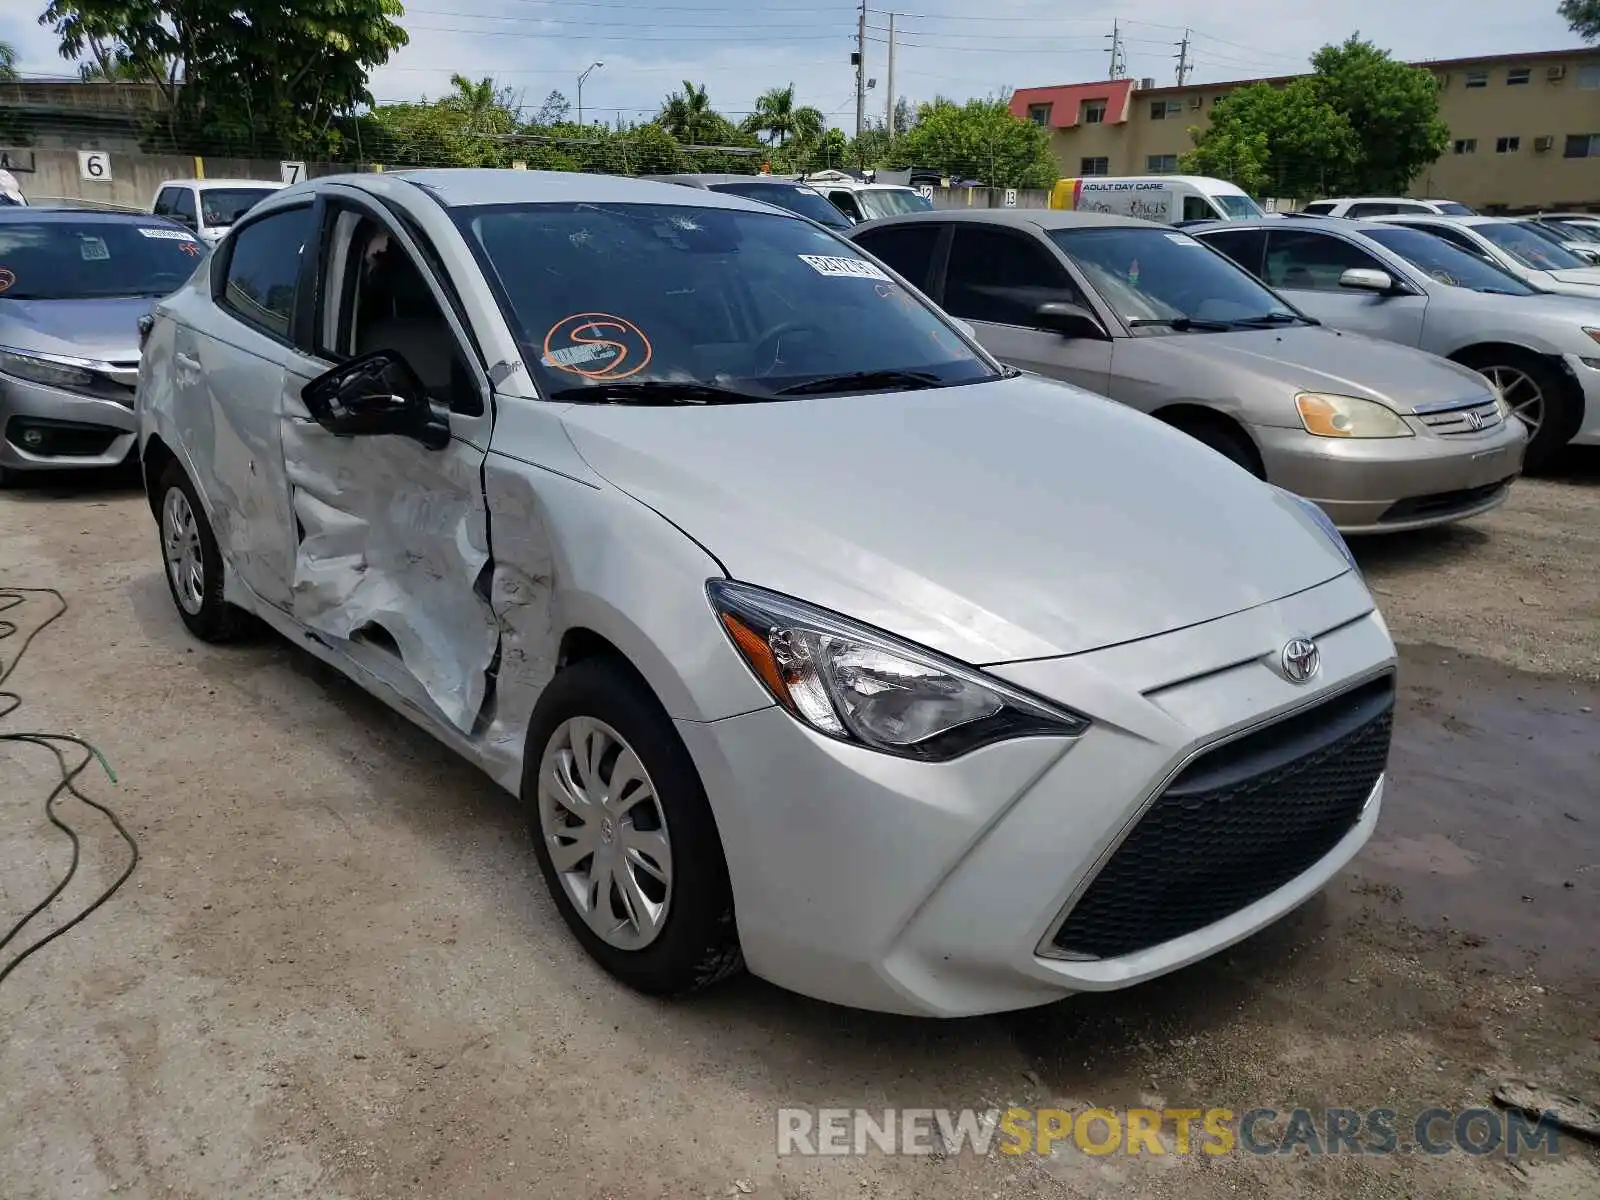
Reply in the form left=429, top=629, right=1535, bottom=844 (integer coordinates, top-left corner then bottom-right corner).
left=127, top=170, right=1402, bottom=1016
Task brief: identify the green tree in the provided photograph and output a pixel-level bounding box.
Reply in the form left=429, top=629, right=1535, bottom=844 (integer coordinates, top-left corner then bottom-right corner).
left=0, top=40, right=18, bottom=82
left=746, top=84, right=824, bottom=148
left=659, top=80, right=720, bottom=142
left=533, top=89, right=570, bottom=126
left=444, top=74, right=516, bottom=137
left=1308, top=35, right=1449, bottom=194
left=1183, top=80, right=1357, bottom=198
left=896, top=96, right=1057, bottom=187
left=1560, top=0, right=1600, bottom=39
left=39, top=0, right=409, bottom=157
left=1179, top=126, right=1270, bottom=196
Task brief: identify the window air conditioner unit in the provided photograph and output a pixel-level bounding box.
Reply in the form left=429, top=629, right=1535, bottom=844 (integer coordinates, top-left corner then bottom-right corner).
left=1547, top=64, right=1567, bottom=81
left=1534, top=135, right=1554, bottom=152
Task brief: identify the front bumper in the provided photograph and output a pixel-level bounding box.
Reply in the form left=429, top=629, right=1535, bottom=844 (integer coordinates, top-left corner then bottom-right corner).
left=0, top=375, right=138, bottom=473
left=1252, top=419, right=1526, bottom=534
left=678, top=569, right=1395, bottom=1017
left=1565, top=353, right=1600, bottom=446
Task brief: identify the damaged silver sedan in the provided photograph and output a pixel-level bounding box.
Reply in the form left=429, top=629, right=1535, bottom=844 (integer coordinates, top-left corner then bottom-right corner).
left=136, top=170, right=1395, bottom=1016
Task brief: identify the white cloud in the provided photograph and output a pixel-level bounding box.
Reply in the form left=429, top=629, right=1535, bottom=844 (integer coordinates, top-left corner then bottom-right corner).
left=1, top=1, right=1584, bottom=132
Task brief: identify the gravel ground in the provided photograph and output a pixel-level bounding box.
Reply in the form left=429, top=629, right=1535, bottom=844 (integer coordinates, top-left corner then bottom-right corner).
left=1, top=454, right=1597, bottom=1200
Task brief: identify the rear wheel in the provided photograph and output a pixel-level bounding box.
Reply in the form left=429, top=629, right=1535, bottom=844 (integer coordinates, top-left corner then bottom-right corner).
left=157, top=461, right=250, bottom=642
left=1454, top=349, right=1579, bottom=472
left=525, top=658, right=742, bottom=996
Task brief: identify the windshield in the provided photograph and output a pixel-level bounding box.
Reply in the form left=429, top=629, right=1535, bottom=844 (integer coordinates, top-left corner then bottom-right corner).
left=199, top=188, right=278, bottom=227
left=1049, top=225, right=1302, bottom=330
left=1434, top=201, right=1476, bottom=215
left=1547, top=220, right=1600, bottom=244
left=1213, top=193, right=1266, bottom=219
left=454, top=201, right=997, bottom=399
left=709, top=181, right=853, bottom=230
left=1364, top=226, right=1534, bottom=294
left=1474, top=221, right=1591, bottom=270
left=856, top=189, right=935, bottom=220
left=0, top=219, right=204, bottom=300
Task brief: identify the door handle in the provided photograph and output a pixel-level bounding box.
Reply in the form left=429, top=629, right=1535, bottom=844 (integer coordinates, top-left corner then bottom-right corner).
left=175, top=351, right=201, bottom=370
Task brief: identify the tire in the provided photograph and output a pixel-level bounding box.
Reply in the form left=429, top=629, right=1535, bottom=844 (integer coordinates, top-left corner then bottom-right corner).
left=524, top=657, right=743, bottom=997
left=1166, top=411, right=1266, bottom=478
left=1454, top=349, right=1580, bottom=473
left=156, top=460, right=250, bottom=642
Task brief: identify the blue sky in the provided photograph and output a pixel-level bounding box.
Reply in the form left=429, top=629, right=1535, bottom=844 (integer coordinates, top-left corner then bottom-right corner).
left=1, top=2, right=1583, bottom=129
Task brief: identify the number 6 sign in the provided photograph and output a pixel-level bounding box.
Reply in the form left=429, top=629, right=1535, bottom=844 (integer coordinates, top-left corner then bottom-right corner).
left=78, top=151, right=112, bottom=182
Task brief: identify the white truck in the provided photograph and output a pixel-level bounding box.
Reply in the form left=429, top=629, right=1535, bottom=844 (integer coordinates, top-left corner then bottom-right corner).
left=1050, top=175, right=1263, bottom=223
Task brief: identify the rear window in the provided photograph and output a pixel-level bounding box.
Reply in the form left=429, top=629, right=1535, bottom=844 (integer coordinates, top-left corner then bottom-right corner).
left=198, top=187, right=280, bottom=228
left=0, top=219, right=204, bottom=300
left=710, top=182, right=853, bottom=229
left=1433, top=202, right=1475, bottom=215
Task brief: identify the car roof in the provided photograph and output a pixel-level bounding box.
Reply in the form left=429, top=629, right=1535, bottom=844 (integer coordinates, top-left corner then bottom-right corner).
left=157, top=178, right=286, bottom=189
left=325, top=168, right=784, bottom=214
left=646, top=173, right=805, bottom=188
left=1184, top=215, right=1399, bottom=236
left=0, top=207, right=187, bottom=225
left=1378, top=213, right=1492, bottom=226
left=850, top=207, right=1160, bottom=234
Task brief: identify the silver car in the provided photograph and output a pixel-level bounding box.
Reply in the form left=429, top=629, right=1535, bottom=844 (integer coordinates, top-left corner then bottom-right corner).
left=848, top=209, right=1527, bottom=534
left=138, top=169, right=1397, bottom=1017
left=1375, top=214, right=1600, bottom=298
left=1190, top=215, right=1600, bottom=469
left=0, top=208, right=206, bottom=484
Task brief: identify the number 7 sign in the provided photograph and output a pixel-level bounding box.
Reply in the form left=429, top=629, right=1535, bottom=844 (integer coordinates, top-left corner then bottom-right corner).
left=280, top=161, right=306, bottom=184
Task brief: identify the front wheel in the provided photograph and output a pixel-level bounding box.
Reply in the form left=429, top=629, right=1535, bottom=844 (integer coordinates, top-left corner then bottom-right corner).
left=524, top=658, right=743, bottom=996
left=1456, top=350, right=1579, bottom=472
left=157, top=461, right=250, bottom=642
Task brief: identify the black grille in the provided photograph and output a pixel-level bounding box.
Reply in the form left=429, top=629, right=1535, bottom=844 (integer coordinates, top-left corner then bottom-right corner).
left=1381, top=477, right=1514, bottom=524
left=1051, top=675, right=1394, bottom=959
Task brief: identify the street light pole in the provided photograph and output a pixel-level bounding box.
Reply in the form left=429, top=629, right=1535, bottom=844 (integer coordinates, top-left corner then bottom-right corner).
left=577, top=61, right=604, bottom=127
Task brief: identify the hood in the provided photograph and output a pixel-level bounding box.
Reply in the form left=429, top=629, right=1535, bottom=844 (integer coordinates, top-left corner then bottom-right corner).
left=1546, top=267, right=1600, bottom=287
left=1128, top=324, right=1493, bottom=413
left=557, top=374, right=1353, bottom=665
left=0, top=295, right=153, bottom=361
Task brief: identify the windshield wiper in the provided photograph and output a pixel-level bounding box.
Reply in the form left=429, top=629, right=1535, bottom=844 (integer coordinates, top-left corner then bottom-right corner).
left=547, top=380, right=768, bottom=405
left=1228, top=312, right=1317, bottom=327
left=1126, top=316, right=1235, bottom=332
left=774, top=369, right=945, bottom=396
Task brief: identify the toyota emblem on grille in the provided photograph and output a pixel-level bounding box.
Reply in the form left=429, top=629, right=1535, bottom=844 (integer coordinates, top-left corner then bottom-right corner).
left=1280, top=638, right=1320, bottom=684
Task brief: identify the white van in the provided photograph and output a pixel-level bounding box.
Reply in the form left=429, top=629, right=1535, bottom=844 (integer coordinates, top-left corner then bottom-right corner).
left=1050, top=175, right=1263, bottom=223
left=799, top=170, right=935, bottom=223
left=150, top=178, right=288, bottom=245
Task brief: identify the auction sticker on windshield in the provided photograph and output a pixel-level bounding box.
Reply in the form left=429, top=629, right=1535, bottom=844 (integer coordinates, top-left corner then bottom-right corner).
left=541, top=312, right=653, bottom=381
left=138, top=227, right=198, bottom=242
left=798, top=254, right=890, bottom=281
left=79, top=236, right=110, bottom=261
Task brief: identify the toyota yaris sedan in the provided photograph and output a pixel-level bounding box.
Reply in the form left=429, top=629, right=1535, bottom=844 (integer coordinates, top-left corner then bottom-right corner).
left=137, top=170, right=1397, bottom=1017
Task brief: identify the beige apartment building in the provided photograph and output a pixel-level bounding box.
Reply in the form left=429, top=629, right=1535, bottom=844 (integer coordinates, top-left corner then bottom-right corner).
left=1009, top=47, right=1600, bottom=211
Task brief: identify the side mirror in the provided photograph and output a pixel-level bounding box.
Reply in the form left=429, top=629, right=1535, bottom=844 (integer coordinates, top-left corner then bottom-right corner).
left=1034, top=301, right=1108, bottom=340
left=950, top=317, right=977, bottom=340
left=1338, top=267, right=1396, bottom=293
left=301, top=349, right=450, bottom=450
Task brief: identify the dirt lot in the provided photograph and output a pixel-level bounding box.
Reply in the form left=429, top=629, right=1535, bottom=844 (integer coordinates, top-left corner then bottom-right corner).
left=2, top=455, right=1597, bottom=1200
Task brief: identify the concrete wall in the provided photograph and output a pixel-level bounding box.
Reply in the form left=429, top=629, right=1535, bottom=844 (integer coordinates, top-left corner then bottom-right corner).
left=3, top=147, right=358, bottom=210
left=929, top=187, right=1053, bottom=210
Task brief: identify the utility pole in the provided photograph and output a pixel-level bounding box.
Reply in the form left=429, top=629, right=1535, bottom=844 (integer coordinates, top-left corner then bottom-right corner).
left=1107, top=20, right=1126, bottom=80
left=885, top=13, right=896, bottom=133
left=855, top=2, right=867, bottom=142
left=577, top=60, right=603, bottom=127
left=1175, top=29, right=1193, bottom=85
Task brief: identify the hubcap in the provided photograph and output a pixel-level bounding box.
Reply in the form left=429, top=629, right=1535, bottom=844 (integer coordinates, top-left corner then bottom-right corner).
left=1479, top=365, right=1543, bottom=441
left=537, top=716, right=673, bottom=951
left=161, top=487, right=205, bottom=615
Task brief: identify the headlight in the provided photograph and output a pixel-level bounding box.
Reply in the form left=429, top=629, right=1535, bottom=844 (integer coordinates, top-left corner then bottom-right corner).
left=707, top=580, right=1089, bottom=761
left=1295, top=393, right=1413, bottom=439
left=0, top=348, right=96, bottom=392
left=1273, top=486, right=1359, bottom=571
left=1582, top=326, right=1600, bottom=348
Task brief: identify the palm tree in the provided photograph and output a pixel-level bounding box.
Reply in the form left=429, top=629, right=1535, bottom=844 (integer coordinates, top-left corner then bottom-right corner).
left=446, top=74, right=507, bottom=135
left=0, top=40, right=18, bottom=83
left=658, top=80, right=715, bottom=143
left=746, top=84, right=824, bottom=148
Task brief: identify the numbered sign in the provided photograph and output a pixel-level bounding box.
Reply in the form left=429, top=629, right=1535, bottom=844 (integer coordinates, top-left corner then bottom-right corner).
left=1003, top=188, right=1018, bottom=208
left=280, top=160, right=306, bottom=184
left=917, top=184, right=934, bottom=200
left=78, top=151, right=112, bottom=182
